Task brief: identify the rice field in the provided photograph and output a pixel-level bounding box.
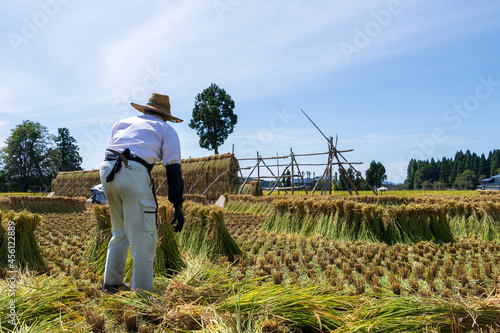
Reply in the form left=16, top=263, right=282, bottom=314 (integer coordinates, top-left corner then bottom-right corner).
left=1, top=192, right=500, bottom=332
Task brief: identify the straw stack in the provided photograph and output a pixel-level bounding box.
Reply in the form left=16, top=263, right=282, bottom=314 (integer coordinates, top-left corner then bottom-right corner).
left=50, top=170, right=101, bottom=198
left=84, top=205, right=113, bottom=274
left=0, top=210, right=45, bottom=271
left=156, top=205, right=186, bottom=275
left=5, top=196, right=87, bottom=214
left=50, top=153, right=261, bottom=201
left=152, top=153, right=240, bottom=200
left=177, top=203, right=243, bottom=261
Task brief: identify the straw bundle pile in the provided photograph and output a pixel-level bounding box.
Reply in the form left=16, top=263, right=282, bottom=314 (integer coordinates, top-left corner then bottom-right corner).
left=152, top=153, right=241, bottom=200
left=51, top=153, right=262, bottom=200
left=0, top=210, right=45, bottom=271
left=50, top=169, right=101, bottom=197
left=177, top=203, right=243, bottom=261
left=261, top=197, right=459, bottom=244
left=1, top=196, right=87, bottom=214
left=0, top=211, right=6, bottom=256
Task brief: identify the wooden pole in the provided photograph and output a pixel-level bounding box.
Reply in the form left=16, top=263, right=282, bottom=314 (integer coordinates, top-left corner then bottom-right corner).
left=55, top=181, right=70, bottom=196
left=238, top=160, right=260, bottom=195
left=266, top=163, right=292, bottom=196
left=260, top=157, right=288, bottom=194
left=257, top=151, right=260, bottom=192
left=312, top=147, right=331, bottom=195
left=276, top=151, right=280, bottom=195
left=62, top=180, right=80, bottom=196
left=187, top=172, right=207, bottom=194
left=202, top=169, right=230, bottom=196
left=292, top=154, right=308, bottom=194
left=290, top=148, right=294, bottom=194
left=72, top=181, right=91, bottom=198
left=336, top=150, right=378, bottom=195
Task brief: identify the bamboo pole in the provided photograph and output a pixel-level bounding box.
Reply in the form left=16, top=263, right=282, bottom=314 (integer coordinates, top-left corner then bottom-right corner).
left=55, top=181, right=70, bottom=196
left=238, top=160, right=260, bottom=195
left=290, top=148, right=294, bottom=195
left=266, top=163, right=292, bottom=196
left=203, top=169, right=230, bottom=195
left=260, top=156, right=288, bottom=194
left=62, top=180, right=80, bottom=196
left=72, top=181, right=91, bottom=197
left=187, top=172, right=207, bottom=194
left=236, top=149, right=353, bottom=161
left=155, top=177, right=168, bottom=194
left=292, top=154, right=308, bottom=194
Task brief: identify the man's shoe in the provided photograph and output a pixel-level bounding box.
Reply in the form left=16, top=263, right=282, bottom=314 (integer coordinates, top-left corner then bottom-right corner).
left=102, top=283, right=131, bottom=294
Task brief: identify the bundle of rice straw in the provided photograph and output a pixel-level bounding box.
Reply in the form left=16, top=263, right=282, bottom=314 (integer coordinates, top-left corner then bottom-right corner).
left=156, top=205, right=185, bottom=275
left=0, top=210, right=45, bottom=271
left=0, top=211, right=6, bottom=251
left=177, top=203, right=243, bottom=261
left=7, top=196, right=87, bottom=214
left=85, top=204, right=185, bottom=277
left=84, top=205, right=112, bottom=274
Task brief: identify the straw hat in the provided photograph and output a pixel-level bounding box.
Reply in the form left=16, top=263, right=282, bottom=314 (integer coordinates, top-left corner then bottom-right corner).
left=131, top=93, right=183, bottom=123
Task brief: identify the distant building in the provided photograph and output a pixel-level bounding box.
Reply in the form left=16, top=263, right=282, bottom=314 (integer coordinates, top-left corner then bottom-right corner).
left=477, top=174, right=500, bottom=191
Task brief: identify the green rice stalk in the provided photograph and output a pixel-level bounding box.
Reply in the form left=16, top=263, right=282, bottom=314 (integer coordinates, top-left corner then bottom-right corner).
left=217, top=283, right=355, bottom=332
left=0, top=211, right=45, bottom=271
left=155, top=204, right=186, bottom=276
left=0, top=272, right=85, bottom=332
left=178, top=204, right=243, bottom=261
left=337, top=293, right=500, bottom=332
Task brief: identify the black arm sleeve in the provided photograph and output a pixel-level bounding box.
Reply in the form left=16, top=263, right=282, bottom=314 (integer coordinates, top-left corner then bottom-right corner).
left=166, top=163, right=184, bottom=206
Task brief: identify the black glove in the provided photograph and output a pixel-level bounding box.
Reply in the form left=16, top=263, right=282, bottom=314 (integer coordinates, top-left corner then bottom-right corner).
left=170, top=202, right=184, bottom=232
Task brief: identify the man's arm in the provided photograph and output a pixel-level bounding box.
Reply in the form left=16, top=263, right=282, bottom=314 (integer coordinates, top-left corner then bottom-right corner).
left=166, top=163, right=184, bottom=232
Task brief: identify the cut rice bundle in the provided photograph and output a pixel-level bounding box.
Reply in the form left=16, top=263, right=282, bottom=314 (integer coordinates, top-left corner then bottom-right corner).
left=0, top=210, right=45, bottom=271
left=178, top=203, right=243, bottom=261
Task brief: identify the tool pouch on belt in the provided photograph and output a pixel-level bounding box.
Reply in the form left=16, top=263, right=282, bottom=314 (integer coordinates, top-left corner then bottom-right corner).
left=106, top=148, right=131, bottom=183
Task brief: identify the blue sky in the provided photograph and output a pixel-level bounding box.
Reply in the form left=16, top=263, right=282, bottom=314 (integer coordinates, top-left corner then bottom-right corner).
left=1, top=0, right=499, bottom=184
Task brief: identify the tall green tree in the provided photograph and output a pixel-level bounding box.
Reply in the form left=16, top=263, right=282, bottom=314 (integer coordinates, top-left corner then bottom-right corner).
left=0, top=120, right=59, bottom=191
left=189, top=83, right=237, bottom=154
left=365, top=161, right=387, bottom=188
left=55, top=127, right=83, bottom=171
left=453, top=169, right=477, bottom=190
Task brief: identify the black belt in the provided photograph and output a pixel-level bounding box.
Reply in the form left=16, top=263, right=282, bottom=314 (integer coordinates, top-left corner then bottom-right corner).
left=105, top=148, right=154, bottom=183
left=105, top=154, right=153, bottom=173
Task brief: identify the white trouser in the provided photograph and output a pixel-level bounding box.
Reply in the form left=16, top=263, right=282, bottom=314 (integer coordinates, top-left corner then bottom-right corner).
left=99, top=160, right=158, bottom=292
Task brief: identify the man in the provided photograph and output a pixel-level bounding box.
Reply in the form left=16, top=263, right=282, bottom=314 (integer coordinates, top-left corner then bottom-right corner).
left=100, top=92, right=185, bottom=293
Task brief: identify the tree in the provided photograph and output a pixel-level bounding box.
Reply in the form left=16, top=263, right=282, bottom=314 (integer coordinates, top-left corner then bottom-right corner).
left=283, top=170, right=291, bottom=187
left=0, top=120, right=59, bottom=192
left=365, top=161, right=387, bottom=188
left=0, top=169, right=7, bottom=192
left=189, top=83, right=237, bottom=154
left=453, top=169, right=477, bottom=190
left=55, top=127, right=83, bottom=171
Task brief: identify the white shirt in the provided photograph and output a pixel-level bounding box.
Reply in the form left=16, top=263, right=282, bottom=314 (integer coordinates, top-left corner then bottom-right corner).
left=106, top=114, right=181, bottom=166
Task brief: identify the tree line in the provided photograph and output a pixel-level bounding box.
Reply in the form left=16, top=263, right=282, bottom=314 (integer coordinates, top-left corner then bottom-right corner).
left=405, top=149, right=500, bottom=190
left=0, top=120, right=82, bottom=192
